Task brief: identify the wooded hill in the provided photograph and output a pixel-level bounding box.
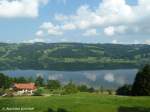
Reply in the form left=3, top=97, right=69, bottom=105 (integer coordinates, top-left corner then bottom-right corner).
left=0, top=43, right=149, bottom=70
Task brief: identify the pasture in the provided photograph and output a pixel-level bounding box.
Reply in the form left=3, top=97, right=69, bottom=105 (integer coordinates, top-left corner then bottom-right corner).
left=0, top=93, right=150, bottom=112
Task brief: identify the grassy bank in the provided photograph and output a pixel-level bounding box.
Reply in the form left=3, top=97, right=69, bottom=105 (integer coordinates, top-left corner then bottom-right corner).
left=0, top=93, right=150, bottom=112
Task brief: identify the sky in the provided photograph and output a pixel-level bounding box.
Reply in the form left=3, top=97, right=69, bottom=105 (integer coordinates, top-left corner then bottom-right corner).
left=0, top=0, right=150, bottom=44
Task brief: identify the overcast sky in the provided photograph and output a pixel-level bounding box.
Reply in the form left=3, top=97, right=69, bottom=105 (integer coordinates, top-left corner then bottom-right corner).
left=0, top=0, right=150, bottom=44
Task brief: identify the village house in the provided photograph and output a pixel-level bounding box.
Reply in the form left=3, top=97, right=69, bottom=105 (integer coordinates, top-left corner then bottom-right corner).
left=13, top=83, right=36, bottom=96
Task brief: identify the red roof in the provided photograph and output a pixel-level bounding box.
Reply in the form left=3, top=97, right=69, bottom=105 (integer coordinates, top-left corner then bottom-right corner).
left=14, top=83, right=36, bottom=90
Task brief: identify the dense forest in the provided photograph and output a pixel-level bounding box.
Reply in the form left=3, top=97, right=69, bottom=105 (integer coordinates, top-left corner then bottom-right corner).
left=0, top=42, right=149, bottom=70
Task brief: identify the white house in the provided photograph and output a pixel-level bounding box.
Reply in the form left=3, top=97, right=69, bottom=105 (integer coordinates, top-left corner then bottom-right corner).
left=13, top=83, right=36, bottom=96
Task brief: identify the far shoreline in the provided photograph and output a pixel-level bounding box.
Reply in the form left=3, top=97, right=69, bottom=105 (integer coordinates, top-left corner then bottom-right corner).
left=0, top=67, right=138, bottom=72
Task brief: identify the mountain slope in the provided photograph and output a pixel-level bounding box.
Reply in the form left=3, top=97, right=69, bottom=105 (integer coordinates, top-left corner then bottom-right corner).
left=0, top=43, right=149, bottom=70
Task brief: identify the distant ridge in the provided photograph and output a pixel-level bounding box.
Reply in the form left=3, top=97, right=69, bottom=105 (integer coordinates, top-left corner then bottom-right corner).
left=0, top=43, right=149, bottom=70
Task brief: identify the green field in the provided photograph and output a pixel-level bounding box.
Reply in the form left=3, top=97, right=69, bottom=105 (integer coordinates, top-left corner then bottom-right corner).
left=0, top=93, right=150, bottom=112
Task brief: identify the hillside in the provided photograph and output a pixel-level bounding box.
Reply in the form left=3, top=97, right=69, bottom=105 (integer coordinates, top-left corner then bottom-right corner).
left=0, top=43, right=149, bottom=70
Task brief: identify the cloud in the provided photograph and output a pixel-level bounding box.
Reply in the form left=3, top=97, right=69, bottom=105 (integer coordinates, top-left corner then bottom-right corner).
left=48, top=29, right=63, bottom=36
left=133, top=40, right=140, bottom=44
left=98, top=0, right=135, bottom=25
left=60, top=38, right=69, bottom=42
left=36, top=73, right=44, bottom=78
left=104, top=26, right=115, bottom=36
left=65, top=5, right=103, bottom=30
left=40, top=22, right=56, bottom=29
left=38, top=0, right=135, bottom=37
left=36, top=30, right=44, bottom=37
left=39, top=22, right=63, bottom=36
left=52, top=1, right=135, bottom=31
left=54, top=14, right=69, bottom=21
left=48, top=74, right=63, bottom=80
left=83, top=29, right=98, bottom=37
left=35, top=0, right=150, bottom=42
left=104, top=73, right=115, bottom=82
left=144, top=40, right=150, bottom=45
left=112, top=39, right=118, bottom=44
left=0, top=0, right=48, bottom=18
left=62, top=23, right=76, bottom=30
left=104, top=25, right=127, bottom=36
left=84, top=73, right=97, bottom=81
left=104, top=73, right=127, bottom=85
left=116, top=76, right=126, bottom=85
left=23, top=38, right=46, bottom=43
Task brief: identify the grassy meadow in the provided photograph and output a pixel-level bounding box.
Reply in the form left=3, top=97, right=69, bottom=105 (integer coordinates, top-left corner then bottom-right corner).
left=0, top=93, right=150, bottom=112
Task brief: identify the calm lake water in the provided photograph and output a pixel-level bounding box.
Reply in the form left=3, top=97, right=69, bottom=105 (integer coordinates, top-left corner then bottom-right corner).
left=1, top=69, right=138, bottom=89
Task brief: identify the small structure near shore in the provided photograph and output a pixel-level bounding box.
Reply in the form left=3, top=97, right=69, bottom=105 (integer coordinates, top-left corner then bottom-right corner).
left=13, top=83, right=36, bottom=96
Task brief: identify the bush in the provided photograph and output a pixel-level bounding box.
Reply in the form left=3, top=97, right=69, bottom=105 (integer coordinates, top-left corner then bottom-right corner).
left=63, top=81, right=78, bottom=94
left=0, top=88, right=5, bottom=96
left=132, top=64, right=150, bottom=96
left=116, top=85, right=132, bottom=96
left=78, top=85, right=88, bottom=92
left=88, top=87, right=95, bottom=93
left=33, top=88, right=44, bottom=96
left=107, top=89, right=113, bottom=95
left=4, top=89, right=14, bottom=97
left=47, top=80, right=61, bottom=90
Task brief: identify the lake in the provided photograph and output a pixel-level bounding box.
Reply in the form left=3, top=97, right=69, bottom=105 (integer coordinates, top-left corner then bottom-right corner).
left=1, top=69, right=138, bottom=89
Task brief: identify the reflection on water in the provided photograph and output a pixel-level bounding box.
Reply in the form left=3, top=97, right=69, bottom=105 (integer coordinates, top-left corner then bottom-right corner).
left=1, top=69, right=138, bottom=89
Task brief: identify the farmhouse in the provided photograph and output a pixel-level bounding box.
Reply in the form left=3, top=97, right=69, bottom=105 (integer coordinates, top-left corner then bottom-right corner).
left=13, top=83, right=36, bottom=95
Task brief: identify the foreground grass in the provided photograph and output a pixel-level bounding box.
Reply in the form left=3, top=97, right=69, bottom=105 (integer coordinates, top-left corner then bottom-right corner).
left=0, top=93, right=150, bottom=112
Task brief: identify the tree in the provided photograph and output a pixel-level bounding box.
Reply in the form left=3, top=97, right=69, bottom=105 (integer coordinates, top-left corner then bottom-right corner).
left=47, top=80, right=61, bottom=90
left=0, top=73, right=12, bottom=89
left=100, top=86, right=104, bottom=93
left=132, top=64, right=150, bottom=96
left=116, top=84, right=132, bottom=96
left=78, top=84, right=88, bottom=92
left=13, top=77, right=27, bottom=83
left=35, top=76, right=44, bottom=87
left=27, top=76, right=34, bottom=83
left=88, top=87, right=95, bottom=93
left=63, top=81, right=78, bottom=94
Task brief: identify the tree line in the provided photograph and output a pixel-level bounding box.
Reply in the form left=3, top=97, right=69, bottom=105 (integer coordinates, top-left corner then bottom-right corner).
left=0, top=64, right=150, bottom=96
left=0, top=73, right=97, bottom=96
